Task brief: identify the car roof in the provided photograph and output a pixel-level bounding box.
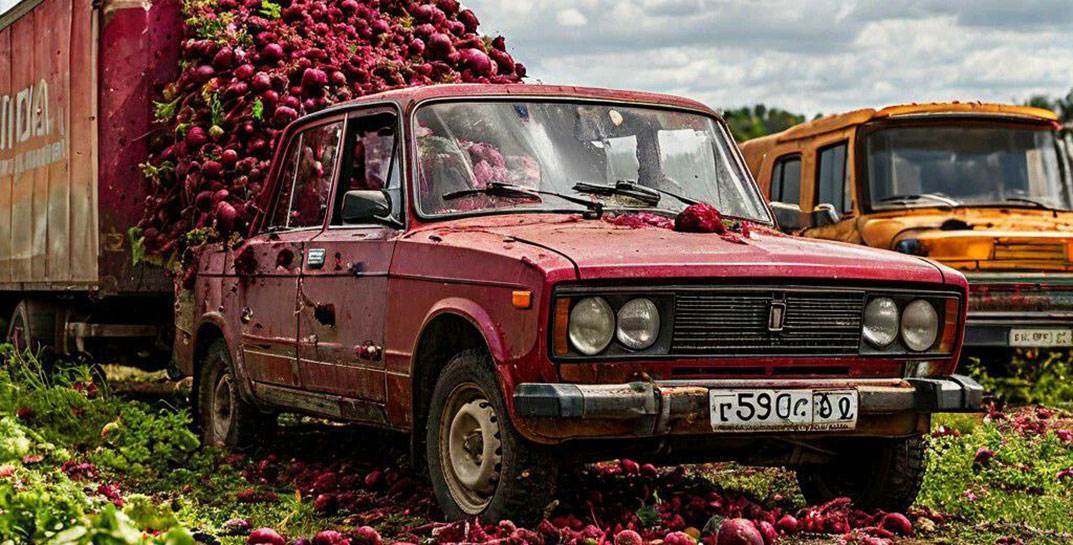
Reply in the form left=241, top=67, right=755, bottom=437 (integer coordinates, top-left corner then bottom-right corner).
left=773, top=102, right=1059, bottom=142
left=323, top=83, right=721, bottom=118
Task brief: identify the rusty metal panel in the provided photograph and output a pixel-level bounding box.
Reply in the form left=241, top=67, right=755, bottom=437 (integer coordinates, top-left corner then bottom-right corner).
left=39, top=0, right=71, bottom=282
left=0, top=0, right=95, bottom=288
left=0, top=27, right=10, bottom=284
left=97, top=0, right=181, bottom=293
left=67, top=0, right=98, bottom=287
left=0, top=0, right=181, bottom=292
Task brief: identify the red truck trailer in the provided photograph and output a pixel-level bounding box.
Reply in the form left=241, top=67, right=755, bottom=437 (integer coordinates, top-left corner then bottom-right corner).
left=0, top=0, right=182, bottom=365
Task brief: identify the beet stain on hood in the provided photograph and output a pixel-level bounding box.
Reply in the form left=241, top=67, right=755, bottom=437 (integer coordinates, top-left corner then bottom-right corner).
left=420, top=214, right=948, bottom=285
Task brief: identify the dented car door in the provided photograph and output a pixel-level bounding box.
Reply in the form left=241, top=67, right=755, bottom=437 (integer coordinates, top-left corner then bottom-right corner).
left=296, top=107, right=402, bottom=414
left=240, top=117, right=343, bottom=389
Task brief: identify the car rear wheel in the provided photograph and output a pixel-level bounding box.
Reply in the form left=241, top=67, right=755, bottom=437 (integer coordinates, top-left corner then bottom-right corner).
left=796, top=436, right=925, bottom=512
left=196, top=339, right=275, bottom=449
left=426, top=349, right=558, bottom=524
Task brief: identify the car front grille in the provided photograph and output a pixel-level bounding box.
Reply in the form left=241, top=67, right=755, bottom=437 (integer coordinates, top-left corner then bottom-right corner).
left=671, top=290, right=864, bottom=356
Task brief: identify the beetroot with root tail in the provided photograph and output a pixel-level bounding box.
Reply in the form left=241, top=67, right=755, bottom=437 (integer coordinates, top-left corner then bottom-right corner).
left=350, top=526, right=381, bottom=545
left=755, top=521, right=777, bottom=545
left=774, top=515, right=798, bottom=535
left=247, top=528, right=286, bottom=545
left=716, top=519, right=764, bottom=545
left=614, top=530, right=643, bottom=545
left=878, top=513, right=912, bottom=535
left=313, top=530, right=351, bottom=545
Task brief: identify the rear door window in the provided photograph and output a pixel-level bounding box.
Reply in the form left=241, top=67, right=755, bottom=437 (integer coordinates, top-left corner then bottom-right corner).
left=816, top=141, right=850, bottom=213
left=770, top=154, right=802, bottom=205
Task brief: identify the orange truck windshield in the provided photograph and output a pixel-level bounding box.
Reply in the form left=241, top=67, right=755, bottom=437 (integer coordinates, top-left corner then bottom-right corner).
left=863, top=124, right=1071, bottom=210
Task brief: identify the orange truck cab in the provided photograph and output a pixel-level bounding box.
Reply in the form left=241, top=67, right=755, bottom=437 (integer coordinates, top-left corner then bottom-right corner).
left=740, top=103, right=1073, bottom=364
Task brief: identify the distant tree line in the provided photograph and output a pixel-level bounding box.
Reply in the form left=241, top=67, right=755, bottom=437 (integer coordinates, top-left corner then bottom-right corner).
left=723, top=87, right=1073, bottom=142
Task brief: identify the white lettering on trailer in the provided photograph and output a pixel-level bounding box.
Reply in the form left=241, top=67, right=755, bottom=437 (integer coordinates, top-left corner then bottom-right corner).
left=1, top=79, right=51, bottom=150
left=0, top=79, right=64, bottom=176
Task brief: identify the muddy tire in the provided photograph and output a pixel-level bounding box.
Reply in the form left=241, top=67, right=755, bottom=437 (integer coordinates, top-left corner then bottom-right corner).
left=426, top=349, right=558, bottom=524
left=196, top=339, right=275, bottom=449
left=6, top=300, right=56, bottom=370
left=796, top=436, right=925, bottom=511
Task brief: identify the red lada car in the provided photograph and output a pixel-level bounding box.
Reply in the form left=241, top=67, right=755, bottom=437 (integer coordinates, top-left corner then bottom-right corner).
left=174, top=84, right=982, bottom=523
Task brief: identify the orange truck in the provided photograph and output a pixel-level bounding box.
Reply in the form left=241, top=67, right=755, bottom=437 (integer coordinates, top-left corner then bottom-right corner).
left=740, top=103, right=1073, bottom=366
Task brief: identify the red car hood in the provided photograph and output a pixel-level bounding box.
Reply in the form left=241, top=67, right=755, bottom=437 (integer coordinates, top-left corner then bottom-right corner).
left=421, top=215, right=948, bottom=285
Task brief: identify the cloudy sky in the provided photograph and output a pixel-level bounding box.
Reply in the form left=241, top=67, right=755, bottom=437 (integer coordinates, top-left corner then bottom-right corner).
left=466, top=0, right=1073, bottom=116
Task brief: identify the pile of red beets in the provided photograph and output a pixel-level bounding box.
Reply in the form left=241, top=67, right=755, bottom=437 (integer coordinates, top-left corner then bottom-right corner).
left=137, top=0, right=524, bottom=262
left=230, top=453, right=928, bottom=545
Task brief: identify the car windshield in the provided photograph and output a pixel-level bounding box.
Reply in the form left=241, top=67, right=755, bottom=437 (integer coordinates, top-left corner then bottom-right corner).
left=413, top=100, right=771, bottom=222
left=864, top=124, right=1072, bottom=210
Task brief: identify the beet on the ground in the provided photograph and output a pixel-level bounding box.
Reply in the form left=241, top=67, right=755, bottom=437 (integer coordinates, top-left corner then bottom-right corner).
left=138, top=0, right=525, bottom=276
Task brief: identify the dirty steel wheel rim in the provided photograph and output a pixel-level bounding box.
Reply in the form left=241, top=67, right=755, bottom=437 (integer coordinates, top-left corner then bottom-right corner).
left=439, top=382, right=502, bottom=514
left=212, top=372, right=235, bottom=444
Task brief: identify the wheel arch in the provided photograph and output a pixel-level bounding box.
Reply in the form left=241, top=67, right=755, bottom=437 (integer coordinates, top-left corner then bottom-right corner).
left=409, top=302, right=503, bottom=466
left=190, top=314, right=244, bottom=413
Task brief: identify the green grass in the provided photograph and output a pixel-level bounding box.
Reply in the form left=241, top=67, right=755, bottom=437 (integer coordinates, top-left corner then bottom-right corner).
left=4, top=342, right=1073, bottom=544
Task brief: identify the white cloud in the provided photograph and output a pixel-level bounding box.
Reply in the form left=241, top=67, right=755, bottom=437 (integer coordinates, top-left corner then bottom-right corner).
left=555, top=8, right=589, bottom=27
left=465, top=0, right=1073, bottom=116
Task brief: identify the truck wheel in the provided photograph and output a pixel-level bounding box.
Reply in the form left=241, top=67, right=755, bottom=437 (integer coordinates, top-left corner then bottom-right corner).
left=796, top=436, right=925, bottom=511
left=196, top=339, right=275, bottom=449
left=7, top=300, right=56, bottom=369
left=426, top=349, right=558, bottom=524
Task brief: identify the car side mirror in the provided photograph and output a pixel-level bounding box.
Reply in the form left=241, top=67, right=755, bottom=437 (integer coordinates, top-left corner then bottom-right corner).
left=811, top=203, right=842, bottom=228
left=769, top=201, right=807, bottom=233
left=341, top=190, right=392, bottom=224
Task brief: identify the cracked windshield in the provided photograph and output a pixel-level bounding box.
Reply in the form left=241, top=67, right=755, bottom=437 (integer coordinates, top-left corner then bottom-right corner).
left=865, top=124, right=1072, bottom=210
left=415, top=100, right=770, bottom=221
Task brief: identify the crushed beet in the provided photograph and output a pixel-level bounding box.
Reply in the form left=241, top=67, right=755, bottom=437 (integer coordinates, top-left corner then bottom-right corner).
left=674, top=203, right=725, bottom=234
left=137, top=0, right=525, bottom=277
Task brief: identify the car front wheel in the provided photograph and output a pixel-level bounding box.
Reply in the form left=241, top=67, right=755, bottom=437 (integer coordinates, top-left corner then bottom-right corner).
left=426, top=349, right=558, bottom=524
left=796, top=436, right=926, bottom=512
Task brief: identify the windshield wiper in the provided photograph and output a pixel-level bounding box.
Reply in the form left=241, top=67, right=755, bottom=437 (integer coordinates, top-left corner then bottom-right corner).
left=572, top=181, right=661, bottom=206
left=876, top=193, right=960, bottom=207
left=443, top=181, right=605, bottom=218
left=1003, top=197, right=1053, bottom=210
left=573, top=180, right=700, bottom=207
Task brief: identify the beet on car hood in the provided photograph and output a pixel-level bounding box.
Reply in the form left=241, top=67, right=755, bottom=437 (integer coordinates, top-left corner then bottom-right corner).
left=432, top=214, right=948, bottom=285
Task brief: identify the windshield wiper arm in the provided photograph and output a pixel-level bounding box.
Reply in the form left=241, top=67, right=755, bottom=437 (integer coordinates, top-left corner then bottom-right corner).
left=876, top=193, right=960, bottom=207
left=616, top=179, right=699, bottom=206
left=1003, top=197, right=1053, bottom=210
left=443, top=181, right=604, bottom=217
left=572, top=181, right=661, bottom=206
left=573, top=180, right=700, bottom=207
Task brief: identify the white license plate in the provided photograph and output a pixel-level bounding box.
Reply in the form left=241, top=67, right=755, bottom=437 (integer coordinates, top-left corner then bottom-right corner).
left=709, top=389, right=858, bottom=432
left=1009, top=328, right=1073, bottom=347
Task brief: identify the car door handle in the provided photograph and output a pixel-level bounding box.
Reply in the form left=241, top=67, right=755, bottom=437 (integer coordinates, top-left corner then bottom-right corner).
left=306, top=248, right=326, bottom=269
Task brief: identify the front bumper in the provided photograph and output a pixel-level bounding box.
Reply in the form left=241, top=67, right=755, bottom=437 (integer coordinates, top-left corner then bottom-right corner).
left=964, top=272, right=1073, bottom=348
left=513, top=375, right=983, bottom=440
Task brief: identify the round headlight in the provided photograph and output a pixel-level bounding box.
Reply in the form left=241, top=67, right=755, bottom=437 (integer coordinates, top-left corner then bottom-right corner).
left=863, top=297, right=899, bottom=347
left=568, top=297, right=615, bottom=355
left=616, top=298, right=661, bottom=350
left=902, top=299, right=939, bottom=351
